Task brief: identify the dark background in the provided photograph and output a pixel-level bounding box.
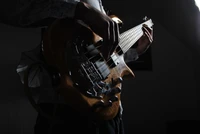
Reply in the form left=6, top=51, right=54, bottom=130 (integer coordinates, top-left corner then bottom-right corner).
left=0, top=0, right=200, bottom=134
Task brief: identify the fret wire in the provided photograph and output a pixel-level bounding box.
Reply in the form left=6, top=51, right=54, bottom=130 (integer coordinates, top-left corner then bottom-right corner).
left=119, top=24, right=142, bottom=45
left=119, top=24, right=143, bottom=47
left=119, top=20, right=153, bottom=53
left=119, top=19, right=152, bottom=45
left=121, top=30, right=143, bottom=53
left=119, top=26, right=143, bottom=52
left=123, top=31, right=143, bottom=53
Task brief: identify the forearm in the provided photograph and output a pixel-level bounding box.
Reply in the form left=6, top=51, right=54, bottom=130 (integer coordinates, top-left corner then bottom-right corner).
left=0, top=0, right=80, bottom=28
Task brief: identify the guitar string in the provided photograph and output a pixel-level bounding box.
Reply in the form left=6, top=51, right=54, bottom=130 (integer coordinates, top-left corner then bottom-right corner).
left=84, top=20, right=150, bottom=57
left=117, top=19, right=152, bottom=47
left=83, top=29, right=142, bottom=82
left=119, top=26, right=143, bottom=53
left=81, top=20, right=153, bottom=80
left=84, top=22, right=143, bottom=59
left=84, top=27, right=143, bottom=80
left=87, top=24, right=142, bottom=61
left=118, top=23, right=144, bottom=48
left=95, top=29, right=143, bottom=77
left=84, top=20, right=151, bottom=59
left=101, top=20, right=152, bottom=66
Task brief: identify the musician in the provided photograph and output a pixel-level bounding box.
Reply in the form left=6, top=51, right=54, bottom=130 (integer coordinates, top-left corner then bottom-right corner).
left=1, top=0, right=153, bottom=134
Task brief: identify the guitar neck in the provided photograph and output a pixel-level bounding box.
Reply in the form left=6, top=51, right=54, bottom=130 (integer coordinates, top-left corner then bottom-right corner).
left=119, top=19, right=153, bottom=54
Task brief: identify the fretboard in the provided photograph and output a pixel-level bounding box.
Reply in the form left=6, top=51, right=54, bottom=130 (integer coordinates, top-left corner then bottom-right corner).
left=119, top=19, right=153, bottom=54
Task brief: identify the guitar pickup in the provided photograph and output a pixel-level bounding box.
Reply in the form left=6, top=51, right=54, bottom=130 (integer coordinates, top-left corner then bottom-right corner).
left=95, top=60, right=110, bottom=79
left=109, top=53, right=119, bottom=67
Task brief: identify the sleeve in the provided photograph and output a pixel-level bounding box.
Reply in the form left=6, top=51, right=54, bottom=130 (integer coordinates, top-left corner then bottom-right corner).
left=16, top=44, right=44, bottom=88
left=124, top=48, right=139, bottom=63
left=0, top=0, right=80, bottom=28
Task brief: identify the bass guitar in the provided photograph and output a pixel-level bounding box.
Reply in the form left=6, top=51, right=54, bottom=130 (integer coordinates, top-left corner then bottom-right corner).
left=42, top=16, right=153, bottom=120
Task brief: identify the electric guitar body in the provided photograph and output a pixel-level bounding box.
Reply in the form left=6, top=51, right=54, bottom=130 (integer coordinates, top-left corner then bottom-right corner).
left=42, top=17, right=153, bottom=120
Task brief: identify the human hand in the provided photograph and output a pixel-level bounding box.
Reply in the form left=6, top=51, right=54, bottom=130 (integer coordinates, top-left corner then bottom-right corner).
left=75, top=2, right=120, bottom=60
left=136, top=25, right=153, bottom=55
left=92, top=86, right=121, bottom=110
left=91, top=77, right=123, bottom=110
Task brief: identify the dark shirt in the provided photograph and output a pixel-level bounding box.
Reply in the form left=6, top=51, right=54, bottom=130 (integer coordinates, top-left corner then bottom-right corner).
left=0, top=0, right=79, bottom=27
